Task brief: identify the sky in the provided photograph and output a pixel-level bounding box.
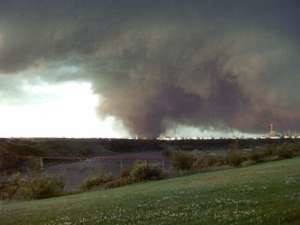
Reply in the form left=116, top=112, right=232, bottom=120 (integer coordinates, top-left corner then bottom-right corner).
left=0, top=0, right=299, bottom=138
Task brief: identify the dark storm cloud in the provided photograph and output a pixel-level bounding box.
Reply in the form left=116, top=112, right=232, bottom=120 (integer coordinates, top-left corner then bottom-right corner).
left=0, top=0, right=300, bottom=137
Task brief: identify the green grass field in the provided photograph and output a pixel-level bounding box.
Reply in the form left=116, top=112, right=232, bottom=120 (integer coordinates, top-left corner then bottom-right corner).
left=1, top=158, right=300, bottom=225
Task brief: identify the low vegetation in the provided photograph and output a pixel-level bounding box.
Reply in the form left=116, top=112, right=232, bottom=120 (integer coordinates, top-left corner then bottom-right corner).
left=0, top=174, right=64, bottom=200
left=78, top=143, right=300, bottom=193
left=80, top=174, right=114, bottom=191
left=0, top=158, right=299, bottom=225
left=170, top=142, right=300, bottom=172
left=1, top=142, right=300, bottom=200
left=80, top=162, right=163, bottom=191
left=171, top=151, right=195, bottom=171
left=0, top=147, right=22, bottom=173
left=129, top=161, right=163, bottom=181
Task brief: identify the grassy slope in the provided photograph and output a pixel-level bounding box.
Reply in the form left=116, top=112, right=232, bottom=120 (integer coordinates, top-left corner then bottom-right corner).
left=0, top=158, right=300, bottom=225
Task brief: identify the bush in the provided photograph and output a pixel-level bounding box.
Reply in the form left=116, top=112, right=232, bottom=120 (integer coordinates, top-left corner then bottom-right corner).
left=241, top=160, right=257, bottom=167
left=192, top=155, right=206, bottom=169
left=120, top=167, right=132, bottom=178
left=104, top=177, right=133, bottom=189
left=80, top=174, right=113, bottom=190
left=17, top=176, right=64, bottom=199
left=248, top=151, right=265, bottom=162
left=276, top=146, right=295, bottom=159
left=0, top=148, right=22, bottom=172
left=162, top=149, right=173, bottom=158
left=80, top=163, right=163, bottom=191
left=245, top=143, right=300, bottom=162
left=130, top=162, right=163, bottom=182
left=208, top=155, right=227, bottom=167
left=226, top=150, right=245, bottom=167
left=263, top=145, right=277, bottom=157
left=171, top=151, right=195, bottom=171
left=26, top=157, right=43, bottom=171
left=0, top=174, right=65, bottom=200
left=0, top=173, right=21, bottom=199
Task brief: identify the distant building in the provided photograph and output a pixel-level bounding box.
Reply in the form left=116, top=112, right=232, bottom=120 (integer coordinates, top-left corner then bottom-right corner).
left=268, top=123, right=281, bottom=139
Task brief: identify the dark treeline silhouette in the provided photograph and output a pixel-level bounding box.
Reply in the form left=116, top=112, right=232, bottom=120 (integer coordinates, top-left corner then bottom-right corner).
left=1, top=138, right=300, bottom=158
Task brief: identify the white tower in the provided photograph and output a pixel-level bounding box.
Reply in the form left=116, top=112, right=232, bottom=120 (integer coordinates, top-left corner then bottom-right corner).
left=270, top=123, right=276, bottom=137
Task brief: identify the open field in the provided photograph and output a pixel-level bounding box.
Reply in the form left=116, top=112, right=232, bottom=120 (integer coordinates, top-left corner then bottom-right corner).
left=1, top=157, right=299, bottom=225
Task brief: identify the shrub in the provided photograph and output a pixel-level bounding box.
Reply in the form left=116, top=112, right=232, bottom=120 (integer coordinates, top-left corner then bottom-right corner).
left=104, top=177, right=133, bottom=189
left=192, top=155, right=206, bottom=169
left=0, top=148, right=22, bottom=172
left=171, top=151, right=195, bottom=171
left=202, top=155, right=217, bottom=167
left=276, top=146, right=295, bottom=159
left=0, top=173, right=21, bottom=199
left=0, top=174, right=65, bottom=200
left=120, top=167, right=132, bottom=178
left=80, top=174, right=113, bottom=190
left=162, top=149, right=173, bottom=158
left=193, top=154, right=229, bottom=170
left=263, top=145, right=277, bottom=157
left=291, top=143, right=300, bottom=155
left=226, top=150, right=244, bottom=167
left=26, top=157, right=43, bottom=171
left=17, top=176, right=64, bottom=199
left=130, top=162, right=163, bottom=182
left=248, top=151, right=265, bottom=162
left=241, top=160, right=257, bottom=167
left=207, top=155, right=227, bottom=167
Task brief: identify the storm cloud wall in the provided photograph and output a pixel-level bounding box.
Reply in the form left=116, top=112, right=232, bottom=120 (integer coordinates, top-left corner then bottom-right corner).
left=0, top=0, right=300, bottom=137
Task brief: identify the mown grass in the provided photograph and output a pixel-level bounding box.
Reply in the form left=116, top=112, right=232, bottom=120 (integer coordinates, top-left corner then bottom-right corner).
left=0, top=158, right=299, bottom=225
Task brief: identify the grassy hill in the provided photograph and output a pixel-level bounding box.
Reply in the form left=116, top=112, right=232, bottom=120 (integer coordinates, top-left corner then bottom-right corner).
left=0, top=158, right=299, bottom=225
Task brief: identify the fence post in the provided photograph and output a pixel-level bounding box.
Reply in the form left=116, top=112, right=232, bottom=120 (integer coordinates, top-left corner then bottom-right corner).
left=120, top=159, right=124, bottom=170
left=39, top=157, right=44, bottom=170
left=162, top=159, right=165, bottom=170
